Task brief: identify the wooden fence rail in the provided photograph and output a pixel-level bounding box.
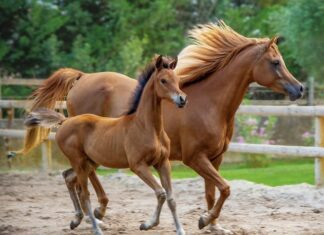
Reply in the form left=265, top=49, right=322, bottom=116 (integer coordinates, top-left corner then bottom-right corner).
left=0, top=78, right=44, bottom=86
left=1, top=102, right=324, bottom=186
left=2, top=128, right=324, bottom=156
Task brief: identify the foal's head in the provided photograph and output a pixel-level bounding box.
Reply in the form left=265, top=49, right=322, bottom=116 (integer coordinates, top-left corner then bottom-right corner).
left=126, top=55, right=187, bottom=115
left=153, top=55, right=187, bottom=108
left=252, top=37, right=304, bottom=101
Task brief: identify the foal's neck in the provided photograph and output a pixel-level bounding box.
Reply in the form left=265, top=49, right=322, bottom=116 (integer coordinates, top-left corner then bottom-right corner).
left=135, top=78, right=163, bottom=135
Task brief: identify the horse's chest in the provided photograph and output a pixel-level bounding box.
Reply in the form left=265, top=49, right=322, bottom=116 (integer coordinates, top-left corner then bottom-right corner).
left=213, top=123, right=233, bottom=156
left=200, top=122, right=232, bottom=157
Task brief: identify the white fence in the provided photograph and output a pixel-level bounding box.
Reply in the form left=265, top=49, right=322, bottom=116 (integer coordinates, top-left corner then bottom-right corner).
left=1, top=101, right=324, bottom=186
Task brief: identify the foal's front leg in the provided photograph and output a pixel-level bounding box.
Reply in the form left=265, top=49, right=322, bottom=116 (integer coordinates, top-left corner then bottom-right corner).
left=155, top=159, right=185, bottom=235
left=130, top=162, right=167, bottom=231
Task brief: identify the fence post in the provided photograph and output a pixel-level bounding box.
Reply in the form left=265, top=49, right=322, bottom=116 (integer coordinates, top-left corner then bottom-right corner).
left=5, top=107, right=14, bottom=168
left=315, top=117, right=324, bottom=187
left=307, top=76, right=314, bottom=105
left=41, top=140, right=52, bottom=172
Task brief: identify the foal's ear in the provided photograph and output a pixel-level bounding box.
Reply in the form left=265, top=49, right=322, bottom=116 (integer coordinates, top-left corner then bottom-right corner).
left=155, top=55, right=164, bottom=71
left=169, top=57, right=178, bottom=70
left=276, top=36, right=285, bottom=45
left=267, top=36, right=279, bottom=50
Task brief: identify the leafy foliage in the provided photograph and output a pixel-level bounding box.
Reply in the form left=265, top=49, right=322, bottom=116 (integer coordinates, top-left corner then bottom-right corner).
left=273, top=0, right=324, bottom=81
left=0, top=0, right=323, bottom=84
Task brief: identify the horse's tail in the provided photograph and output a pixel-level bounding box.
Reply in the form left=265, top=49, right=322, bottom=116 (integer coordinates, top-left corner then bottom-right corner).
left=14, top=68, right=83, bottom=156
left=24, top=108, right=66, bottom=129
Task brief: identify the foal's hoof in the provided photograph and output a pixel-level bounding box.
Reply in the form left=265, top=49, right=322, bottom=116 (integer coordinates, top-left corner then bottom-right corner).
left=70, top=220, right=81, bottom=230
left=94, top=208, right=104, bottom=220
left=198, top=215, right=209, bottom=230
left=177, top=228, right=186, bottom=235
left=139, top=222, right=156, bottom=231
left=94, top=228, right=104, bottom=235
left=139, top=220, right=159, bottom=231
left=140, top=223, right=149, bottom=231
left=209, top=224, right=234, bottom=235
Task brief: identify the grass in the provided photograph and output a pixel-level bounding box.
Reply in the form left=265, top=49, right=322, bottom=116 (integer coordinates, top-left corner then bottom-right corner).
left=96, top=158, right=314, bottom=186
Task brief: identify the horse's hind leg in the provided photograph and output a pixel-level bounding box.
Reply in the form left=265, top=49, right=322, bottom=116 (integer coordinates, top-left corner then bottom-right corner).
left=155, top=160, right=185, bottom=235
left=62, top=168, right=84, bottom=229
left=89, top=170, right=109, bottom=220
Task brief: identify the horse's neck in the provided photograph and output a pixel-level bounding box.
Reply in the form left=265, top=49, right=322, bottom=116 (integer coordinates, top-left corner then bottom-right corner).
left=134, top=79, right=163, bottom=135
left=197, top=47, right=258, bottom=121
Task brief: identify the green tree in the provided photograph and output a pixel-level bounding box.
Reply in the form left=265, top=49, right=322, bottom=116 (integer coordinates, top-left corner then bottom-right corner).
left=273, top=0, right=324, bottom=82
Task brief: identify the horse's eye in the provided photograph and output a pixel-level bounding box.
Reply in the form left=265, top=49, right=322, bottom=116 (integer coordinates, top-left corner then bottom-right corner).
left=161, top=79, right=167, bottom=84
left=272, top=60, right=280, bottom=66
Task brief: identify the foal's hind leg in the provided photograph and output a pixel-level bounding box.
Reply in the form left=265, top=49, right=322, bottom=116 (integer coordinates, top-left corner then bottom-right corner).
left=130, top=162, right=166, bottom=231
left=62, top=168, right=84, bottom=229
left=89, top=170, right=109, bottom=220
left=75, top=162, right=103, bottom=235
left=155, top=160, right=185, bottom=235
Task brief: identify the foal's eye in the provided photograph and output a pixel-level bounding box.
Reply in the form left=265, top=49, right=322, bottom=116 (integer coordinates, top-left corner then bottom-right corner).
left=161, top=79, right=167, bottom=84
left=271, top=60, right=280, bottom=66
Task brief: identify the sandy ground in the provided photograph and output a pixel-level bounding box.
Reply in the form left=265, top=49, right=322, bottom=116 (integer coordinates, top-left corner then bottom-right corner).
left=0, top=172, right=324, bottom=235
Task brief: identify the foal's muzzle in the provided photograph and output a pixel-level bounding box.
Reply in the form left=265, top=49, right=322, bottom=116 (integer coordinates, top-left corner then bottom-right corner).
left=172, top=93, right=187, bottom=108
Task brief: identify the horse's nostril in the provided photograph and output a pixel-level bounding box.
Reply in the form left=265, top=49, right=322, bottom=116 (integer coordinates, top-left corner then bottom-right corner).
left=300, top=85, right=304, bottom=93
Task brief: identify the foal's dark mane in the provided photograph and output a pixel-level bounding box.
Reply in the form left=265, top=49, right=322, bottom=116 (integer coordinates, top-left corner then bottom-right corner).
left=126, top=57, right=170, bottom=115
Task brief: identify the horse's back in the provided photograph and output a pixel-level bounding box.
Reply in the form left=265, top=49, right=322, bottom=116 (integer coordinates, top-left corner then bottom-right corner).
left=67, top=72, right=138, bottom=117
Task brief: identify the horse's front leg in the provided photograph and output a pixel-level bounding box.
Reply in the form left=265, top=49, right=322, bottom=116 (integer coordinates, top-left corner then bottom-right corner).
left=155, top=159, right=185, bottom=235
left=185, top=154, right=232, bottom=233
left=130, top=162, right=166, bottom=231
left=204, top=155, right=232, bottom=234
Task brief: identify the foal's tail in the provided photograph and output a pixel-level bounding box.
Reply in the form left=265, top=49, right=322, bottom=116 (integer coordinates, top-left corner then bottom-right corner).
left=11, top=68, right=83, bottom=157
left=24, top=108, right=66, bottom=129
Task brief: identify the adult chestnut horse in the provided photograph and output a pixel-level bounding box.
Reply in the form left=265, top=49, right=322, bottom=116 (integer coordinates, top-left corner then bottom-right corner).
left=19, top=21, right=303, bottom=233
left=24, top=56, right=187, bottom=235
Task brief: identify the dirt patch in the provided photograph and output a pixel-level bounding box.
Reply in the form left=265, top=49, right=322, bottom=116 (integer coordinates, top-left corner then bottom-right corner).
left=0, top=172, right=324, bottom=235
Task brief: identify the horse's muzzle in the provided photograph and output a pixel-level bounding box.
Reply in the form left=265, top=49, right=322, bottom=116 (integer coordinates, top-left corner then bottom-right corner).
left=284, top=83, right=304, bottom=101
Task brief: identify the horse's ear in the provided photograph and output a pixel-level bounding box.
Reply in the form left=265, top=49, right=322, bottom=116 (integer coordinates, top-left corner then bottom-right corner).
left=155, top=55, right=163, bottom=71
left=267, top=36, right=279, bottom=50
left=169, top=57, right=178, bottom=70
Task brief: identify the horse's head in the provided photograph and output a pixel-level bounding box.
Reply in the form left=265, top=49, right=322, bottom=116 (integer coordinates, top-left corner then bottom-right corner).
left=252, top=37, right=304, bottom=101
left=154, top=55, right=187, bottom=108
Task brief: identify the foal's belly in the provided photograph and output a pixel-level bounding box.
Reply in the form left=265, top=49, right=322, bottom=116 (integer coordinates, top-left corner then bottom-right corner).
left=83, top=134, right=130, bottom=169
left=85, top=148, right=130, bottom=169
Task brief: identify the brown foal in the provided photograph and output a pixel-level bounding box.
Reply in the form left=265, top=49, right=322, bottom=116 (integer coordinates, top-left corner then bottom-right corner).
left=20, top=21, right=304, bottom=234
left=24, top=56, right=187, bottom=235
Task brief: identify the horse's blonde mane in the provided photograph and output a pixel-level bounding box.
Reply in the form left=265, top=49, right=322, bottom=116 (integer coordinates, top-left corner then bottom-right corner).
left=176, top=21, right=268, bottom=86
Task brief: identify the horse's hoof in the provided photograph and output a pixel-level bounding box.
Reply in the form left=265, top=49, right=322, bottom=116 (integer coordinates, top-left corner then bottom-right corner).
left=94, top=208, right=104, bottom=220
left=198, top=216, right=208, bottom=230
